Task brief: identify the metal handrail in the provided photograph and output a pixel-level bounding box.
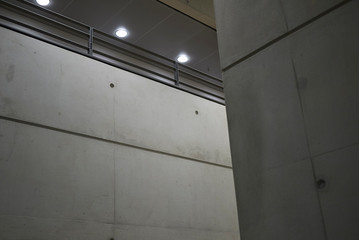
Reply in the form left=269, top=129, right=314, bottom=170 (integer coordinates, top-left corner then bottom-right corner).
left=0, top=15, right=88, bottom=50
left=93, top=29, right=175, bottom=65
left=92, top=36, right=175, bottom=71
left=0, top=0, right=225, bottom=105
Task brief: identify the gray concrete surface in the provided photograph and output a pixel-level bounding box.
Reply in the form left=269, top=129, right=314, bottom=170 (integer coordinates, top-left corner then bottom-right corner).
left=237, top=159, right=325, bottom=240
left=214, top=0, right=349, bottom=69
left=114, top=224, right=240, bottom=240
left=213, top=0, right=287, bottom=68
left=214, top=0, right=359, bottom=239
left=114, top=146, right=238, bottom=231
left=281, top=0, right=343, bottom=29
left=0, top=26, right=231, bottom=167
left=0, top=27, right=239, bottom=239
left=223, top=39, right=324, bottom=240
left=314, top=143, right=359, bottom=240
left=0, top=215, right=113, bottom=240
left=0, top=120, right=115, bottom=222
left=224, top=40, right=309, bottom=171
left=289, top=2, right=359, bottom=156
left=0, top=119, right=240, bottom=239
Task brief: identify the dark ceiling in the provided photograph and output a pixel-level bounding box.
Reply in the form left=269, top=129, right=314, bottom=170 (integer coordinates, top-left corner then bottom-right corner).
left=24, top=0, right=222, bottom=78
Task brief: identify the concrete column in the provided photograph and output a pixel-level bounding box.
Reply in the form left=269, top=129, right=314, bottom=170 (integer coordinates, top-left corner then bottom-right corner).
left=213, top=0, right=359, bottom=239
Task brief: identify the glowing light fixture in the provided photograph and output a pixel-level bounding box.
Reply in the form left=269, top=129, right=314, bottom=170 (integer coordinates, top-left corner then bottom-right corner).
left=115, top=28, right=128, bottom=38
left=176, top=54, right=189, bottom=63
left=36, top=0, right=50, bottom=6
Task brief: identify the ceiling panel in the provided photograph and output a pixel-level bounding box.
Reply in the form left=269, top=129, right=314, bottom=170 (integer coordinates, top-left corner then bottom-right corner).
left=165, top=28, right=218, bottom=64
left=100, top=0, right=173, bottom=43
left=25, top=0, right=73, bottom=12
left=158, top=0, right=216, bottom=29
left=135, top=11, right=204, bottom=57
left=25, top=0, right=222, bottom=78
left=61, top=0, right=132, bottom=29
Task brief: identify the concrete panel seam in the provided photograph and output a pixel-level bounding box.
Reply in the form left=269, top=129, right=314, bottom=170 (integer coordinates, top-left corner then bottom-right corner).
left=222, top=0, right=352, bottom=73
left=0, top=214, right=115, bottom=225
left=113, top=222, right=238, bottom=234
left=290, top=56, right=329, bottom=240
left=112, top=147, right=117, bottom=226
left=0, top=115, right=232, bottom=169
left=311, top=142, right=359, bottom=160
left=264, top=156, right=310, bottom=172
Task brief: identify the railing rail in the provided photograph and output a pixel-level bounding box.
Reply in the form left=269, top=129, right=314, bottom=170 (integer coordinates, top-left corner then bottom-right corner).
left=0, top=0, right=225, bottom=104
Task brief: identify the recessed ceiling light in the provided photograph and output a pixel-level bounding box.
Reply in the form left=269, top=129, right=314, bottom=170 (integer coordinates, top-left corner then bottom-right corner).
left=36, top=0, right=50, bottom=6
left=115, top=28, right=128, bottom=38
left=177, top=54, right=189, bottom=63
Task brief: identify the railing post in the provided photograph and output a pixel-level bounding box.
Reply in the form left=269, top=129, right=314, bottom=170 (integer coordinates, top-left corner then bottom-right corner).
left=174, top=61, right=179, bottom=86
left=88, top=27, right=93, bottom=55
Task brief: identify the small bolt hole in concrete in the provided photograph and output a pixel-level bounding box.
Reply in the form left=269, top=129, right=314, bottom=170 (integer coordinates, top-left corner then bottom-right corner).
left=195, top=110, right=199, bottom=115
left=110, top=83, right=115, bottom=88
left=316, top=179, right=326, bottom=189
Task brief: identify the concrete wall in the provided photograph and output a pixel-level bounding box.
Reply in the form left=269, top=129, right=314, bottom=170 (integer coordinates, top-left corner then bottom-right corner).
left=0, top=27, right=240, bottom=240
left=213, top=0, right=359, bottom=240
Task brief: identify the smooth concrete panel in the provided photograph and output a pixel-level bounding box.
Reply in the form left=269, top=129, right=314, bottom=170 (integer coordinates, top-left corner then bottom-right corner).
left=224, top=40, right=309, bottom=171
left=0, top=27, right=231, bottom=166
left=233, top=159, right=325, bottom=240
left=0, top=119, right=114, bottom=222
left=114, top=146, right=239, bottom=234
left=281, top=0, right=343, bottom=30
left=0, top=215, right=113, bottom=240
left=223, top=40, right=325, bottom=240
left=0, top=27, right=115, bottom=140
left=290, top=0, right=359, bottom=156
left=113, top=72, right=231, bottom=166
left=114, top=224, right=240, bottom=240
left=213, top=0, right=287, bottom=68
left=314, top=143, right=359, bottom=240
